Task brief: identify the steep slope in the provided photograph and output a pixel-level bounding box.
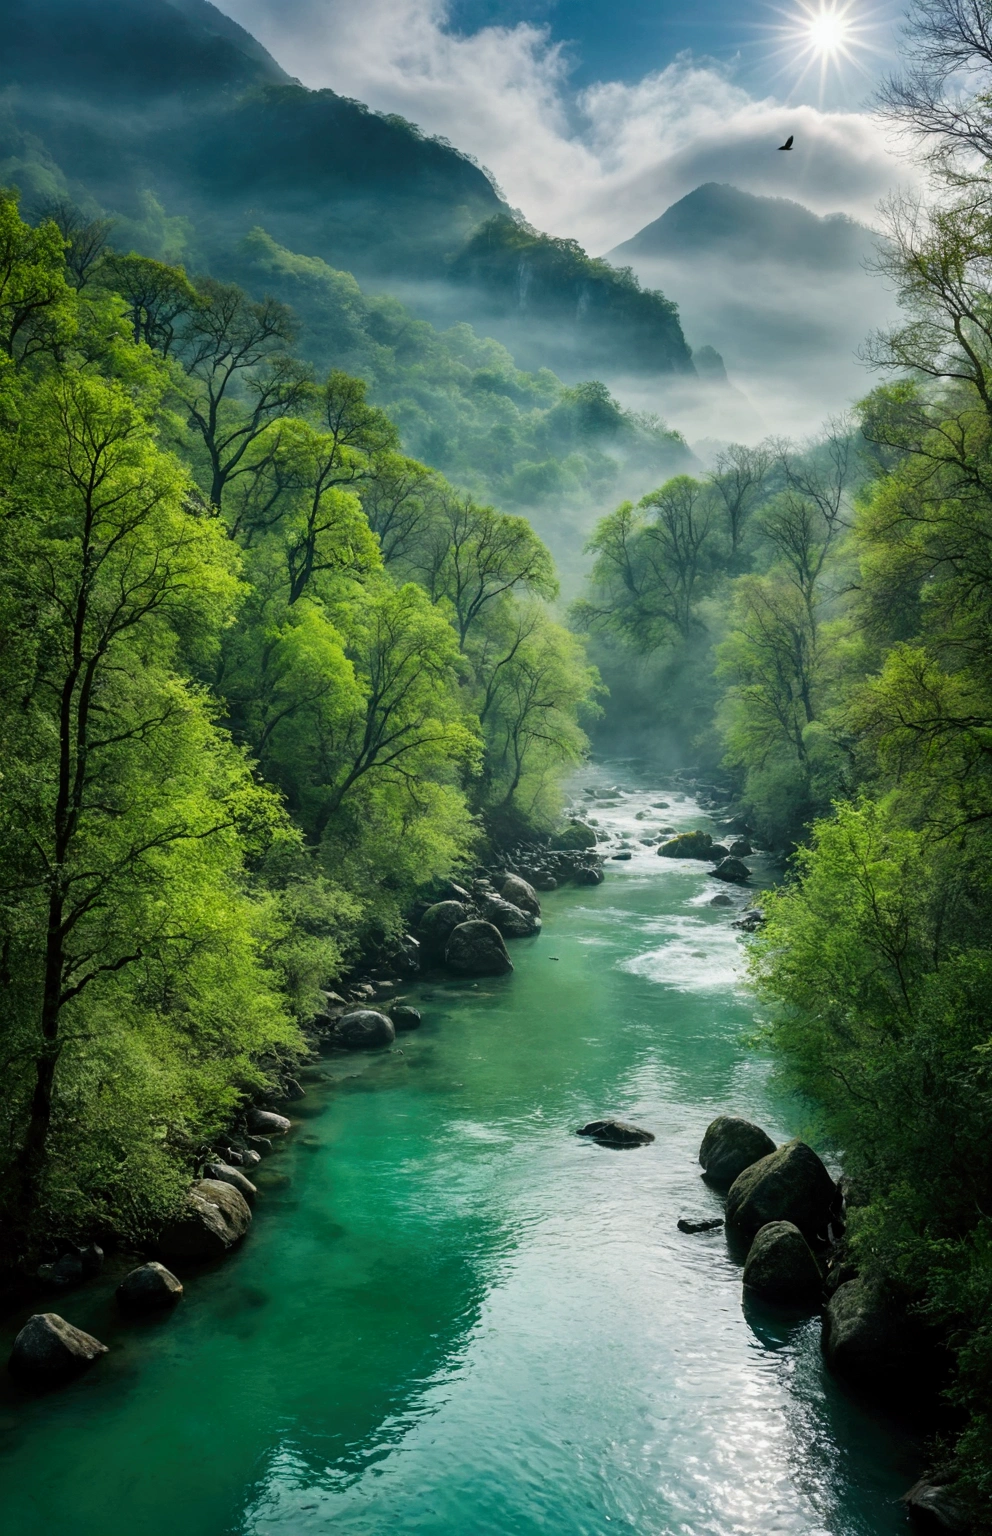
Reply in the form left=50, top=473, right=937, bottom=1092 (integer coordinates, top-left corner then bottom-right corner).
left=0, top=0, right=505, bottom=275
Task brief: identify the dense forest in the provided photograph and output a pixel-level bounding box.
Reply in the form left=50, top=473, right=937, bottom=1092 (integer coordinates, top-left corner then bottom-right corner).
left=573, top=1, right=992, bottom=1508
left=0, top=189, right=604, bottom=1266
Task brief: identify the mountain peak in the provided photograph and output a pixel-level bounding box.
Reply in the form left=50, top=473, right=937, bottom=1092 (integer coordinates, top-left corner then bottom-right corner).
left=609, top=183, right=871, bottom=269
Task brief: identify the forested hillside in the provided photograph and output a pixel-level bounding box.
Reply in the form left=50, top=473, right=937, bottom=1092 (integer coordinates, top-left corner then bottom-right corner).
left=0, top=191, right=600, bottom=1265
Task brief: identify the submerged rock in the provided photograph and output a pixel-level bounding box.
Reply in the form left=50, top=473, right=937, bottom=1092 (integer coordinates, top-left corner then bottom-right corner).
left=576, top=1119, right=655, bottom=1147
left=699, top=1115, right=776, bottom=1186
left=445, top=920, right=513, bottom=976
left=158, top=1179, right=252, bottom=1262
left=117, top=1262, right=184, bottom=1313
left=335, top=1008, right=396, bottom=1050
left=677, top=1217, right=724, bottom=1234
left=9, top=1313, right=108, bottom=1383
left=203, top=1160, right=258, bottom=1203
left=390, top=1004, right=422, bottom=1032
left=501, top=874, right=541, bottom=916
left=726, top=1139, right=838, bottom=1241
left=743, top=1221, right=823, bottom=1303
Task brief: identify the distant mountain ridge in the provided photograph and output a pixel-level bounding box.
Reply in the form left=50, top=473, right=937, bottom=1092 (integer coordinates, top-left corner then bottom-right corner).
left=609, top=182, right=874, bottom=270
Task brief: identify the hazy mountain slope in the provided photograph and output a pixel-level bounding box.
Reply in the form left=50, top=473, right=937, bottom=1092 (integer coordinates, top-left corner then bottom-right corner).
left=610, top=182, right=871, bottom=269
left=0, top=0, right=699, bottom=385
left=0, top=0, right=505, bottom=275
left=607, top=182, right=894, bottom=437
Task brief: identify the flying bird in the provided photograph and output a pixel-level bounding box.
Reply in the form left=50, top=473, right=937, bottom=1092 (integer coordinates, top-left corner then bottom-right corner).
left=778, top=134, right=794, bottom=151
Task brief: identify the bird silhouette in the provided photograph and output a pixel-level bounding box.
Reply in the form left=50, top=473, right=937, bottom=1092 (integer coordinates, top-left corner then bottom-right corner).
left=778, top=134, right=794, bottom=151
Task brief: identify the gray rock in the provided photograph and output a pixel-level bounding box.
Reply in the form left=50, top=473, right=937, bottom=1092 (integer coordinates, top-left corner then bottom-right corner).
left=390, top=1004, right=422, bottom=1032
left=240, top=1149, right=262, bottom=1170
left=733, top=909, right=766, bottom=932
left=743, top=1220, right=823, bottom=1303
left=658, top=831, right=714, bottom=859
left=699, top=1115, right=777, bottom=1185
left=726, top=1139, right=838, bottom=1241
left=706, top=844, right=731, bottom=860
left=445, top=920, right=513, bottom=976
left=418, top=900, right=471, bottom=954
left=822, top=1278, right=906, bottom=1388
left=501, top=874, right=541, bottom=917
left=117, top=1262, right=184, bottom=1313
left=709, top=893, right=733, bottom=907
left=533, top=876, right=557, bottom=891
left=335, top=1008, right=396, bottom=1050
left=203, top=1161, right=258, bottom=1203
left=246, top=1108, right=291, bottom=1136
left=9, top=1313, right=108, bottom=1383
left=729, top=838, right=753, bottom=856
left=574, top=865, right=603, bottom=885
left=158, top=1178, right=252, bottom=1262
left=481, top=896, right=541, bottom=938
left=576, top=1119, right=655, bottom=1147
left=901, top=1480, right=970, bottom=1533
left=610, top=851, right=633, bottom=861
left=243, top=1134, right=273, bottom=1156
left=677, top=1217, right=724, bottom=1233
left=712, top=857, right=751, bottom=884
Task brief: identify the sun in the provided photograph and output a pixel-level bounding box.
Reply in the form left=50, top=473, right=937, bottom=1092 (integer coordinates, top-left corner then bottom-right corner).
left=764, top=1, right=885, bottom=101
left=807, top=9, right=853, bottom=54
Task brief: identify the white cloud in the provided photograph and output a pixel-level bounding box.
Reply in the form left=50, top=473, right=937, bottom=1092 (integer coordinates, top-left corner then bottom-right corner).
left=215, top=0, right=914, bottom=251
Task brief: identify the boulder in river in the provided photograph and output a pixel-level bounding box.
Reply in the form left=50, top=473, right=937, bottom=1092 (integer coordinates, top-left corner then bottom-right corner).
left=418, top=900, right=471, bottom=956
left=335, top=1008, right=396, bottom=1050
left=576, top=1119, right=655, bottom=1147
left=117, top=1262, right=184, bottom=1313
left=551, top=820, right=598, bottom=850
left=711, top=857, right=751, bottom=884
left=726, top=1139, right=839, bottom=1241
left=677, top=1217, right=724, bottom=1234
left=573, top=865, right=604, bottom=885
left=158, top=1178, right=252, bottom=1262
left=445, top=920, right=513, bottom=976
left=481, top=896, right=541, bottom=938
left=390, top=1004, right=422, bottom=1032
left=246, top=1108, right=291, bottom=1136
left=500, top=874, right=541, bottom=917
left=533, top=875, right=557, bottom=892
left=742, top=1221, right=823, bottom=1304
left=9, top=1313, right=108, bottom=1383
left=822, top=1278, right=909, bottom=1390
left=709, top=893, right=733, bottom=907
left=699, top=1115, right=777, bottom=1186
left=203, top=1160, right=258, bottom=1203
left=901, top=1480, right=970, bottom=1533
left=729, top=839, right=753, bottom=856
left=658, top=831, right=713, bottom=859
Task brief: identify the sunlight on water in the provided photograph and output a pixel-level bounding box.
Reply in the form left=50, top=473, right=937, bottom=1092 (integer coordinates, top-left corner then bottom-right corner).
left=0, top=763, right=914, bottom=1536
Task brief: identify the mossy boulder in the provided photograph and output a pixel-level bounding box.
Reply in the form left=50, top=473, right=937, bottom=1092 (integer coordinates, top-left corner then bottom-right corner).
left=551, top=820, right=598, bottom=850
left=699, top=1114, right=776, bottom=1185
left=742, top=1221, right=823, bottom=1303
left=658, top=830, right=713, bottom=859
left=726, top=1139, right=838, bottom=1241
left=418, top=900, right=470, bottom=955
left=445, top=920, right=513, bottom=975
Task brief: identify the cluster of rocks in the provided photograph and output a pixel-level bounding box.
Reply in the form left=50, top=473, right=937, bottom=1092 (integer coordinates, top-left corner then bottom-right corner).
left=9, top=1099, right=303, bottom=1388
left=656, top=829, right=753, bottom=884
left=686, top=1112, right=957, bottom=1526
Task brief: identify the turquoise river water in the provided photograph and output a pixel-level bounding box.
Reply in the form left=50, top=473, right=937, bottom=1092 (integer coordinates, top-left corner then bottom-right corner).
left=0, top=766, right=917, bottom=1535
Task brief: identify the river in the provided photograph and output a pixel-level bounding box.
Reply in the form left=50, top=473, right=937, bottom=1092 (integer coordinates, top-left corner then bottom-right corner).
left=0, top=765, right=916, bottom=1535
